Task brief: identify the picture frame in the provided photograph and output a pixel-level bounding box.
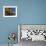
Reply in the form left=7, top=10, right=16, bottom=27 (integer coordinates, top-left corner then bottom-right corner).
left=3, top=6, right=17, bottom=17
left=18, top=24, right=46, bottom=42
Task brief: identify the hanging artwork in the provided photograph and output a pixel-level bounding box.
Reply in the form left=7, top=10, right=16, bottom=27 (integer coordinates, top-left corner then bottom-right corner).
left=3, top=6, right=17, bottom=17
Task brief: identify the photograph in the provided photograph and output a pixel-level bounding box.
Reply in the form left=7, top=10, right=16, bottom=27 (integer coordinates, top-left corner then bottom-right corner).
left=3, top=6, right=17, bottom=17
left=18, top=24, right=46, bottom=46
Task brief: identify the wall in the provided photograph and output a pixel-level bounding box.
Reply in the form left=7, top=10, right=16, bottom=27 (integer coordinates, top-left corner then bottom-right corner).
left=0, top=0, right=18, bottom=44
left=0, top=0, right=46, bottom=44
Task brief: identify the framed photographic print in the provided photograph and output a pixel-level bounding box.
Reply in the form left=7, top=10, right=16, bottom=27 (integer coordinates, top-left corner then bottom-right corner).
left=3, top=6, right=17, bottom=17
